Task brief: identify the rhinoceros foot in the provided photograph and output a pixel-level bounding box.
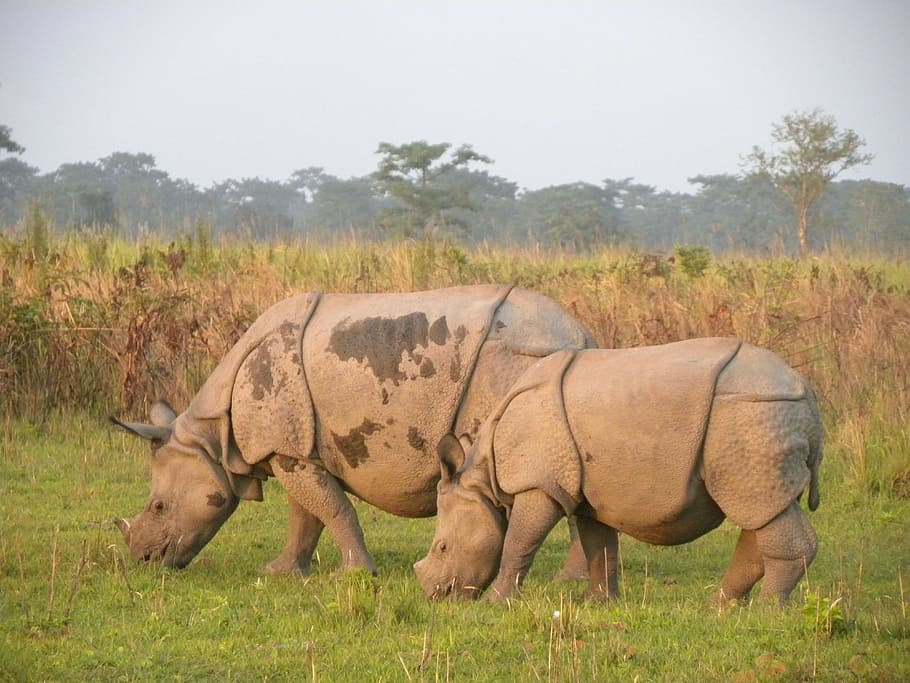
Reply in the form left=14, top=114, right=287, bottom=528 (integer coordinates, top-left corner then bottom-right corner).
left=263, top=554, right=312, bottom=576
left=552, top=540, right=588, bottom=581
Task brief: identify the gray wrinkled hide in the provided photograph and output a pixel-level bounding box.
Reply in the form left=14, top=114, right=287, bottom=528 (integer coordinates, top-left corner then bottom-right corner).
left=187, top=285, right=592, bottom=514
left=416, top=337, right=823, bottom=603
left=489, top=339, right=819, bottom=536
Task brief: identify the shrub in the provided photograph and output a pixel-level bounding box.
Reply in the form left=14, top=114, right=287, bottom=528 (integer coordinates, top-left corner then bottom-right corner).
left=673, top=244, right=712, bottom=278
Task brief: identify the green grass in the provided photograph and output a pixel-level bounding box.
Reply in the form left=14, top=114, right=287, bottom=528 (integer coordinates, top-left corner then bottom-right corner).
left=1, top=412, right=907, bottom=682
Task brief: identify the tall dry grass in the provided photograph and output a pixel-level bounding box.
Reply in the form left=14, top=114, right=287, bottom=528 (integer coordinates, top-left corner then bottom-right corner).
left=2, top=231, right=908, bottom=496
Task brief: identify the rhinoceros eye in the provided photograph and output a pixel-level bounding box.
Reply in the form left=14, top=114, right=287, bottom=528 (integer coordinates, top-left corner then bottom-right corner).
left=436, top=541, right=447, bottom=554
left=152, top=500, right=167, bottom=514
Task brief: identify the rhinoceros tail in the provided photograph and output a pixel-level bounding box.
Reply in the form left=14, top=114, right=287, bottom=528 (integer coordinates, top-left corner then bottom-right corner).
left=808, top=466, right=821, bottom=511
left=806, top=383, right=823, bottom=512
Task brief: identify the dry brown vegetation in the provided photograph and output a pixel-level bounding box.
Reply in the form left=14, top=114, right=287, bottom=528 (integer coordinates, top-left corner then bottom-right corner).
left=2, top=232, right=908, bottom=497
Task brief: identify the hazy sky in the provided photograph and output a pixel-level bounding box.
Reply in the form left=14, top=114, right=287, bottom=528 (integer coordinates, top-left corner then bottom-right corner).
left=2, top=1, right=908, bottom=193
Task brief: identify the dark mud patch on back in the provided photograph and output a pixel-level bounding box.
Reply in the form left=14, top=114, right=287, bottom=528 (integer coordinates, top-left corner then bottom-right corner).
left=331, top=419, right=384, bottom=468
left=329, top=313, right=431, bottom=385
left=247, top=342, right=275, bottom=400
left=207, top=491, right=228, bottom=508
left=429, top=316, right=450, bottom=345
left=278, top=320, right=302, bottom=359
left=246, top=322, right=303, bottom=401
left=277, top=454, right=300, bottom=473
left=419, top=357, right=436, bottom=378
left=448, top=324, right=469, bottom=382
left=407, top=426, right=427, bottom=451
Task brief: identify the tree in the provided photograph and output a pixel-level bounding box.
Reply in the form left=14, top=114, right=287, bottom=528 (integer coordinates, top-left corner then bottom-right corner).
left=374, top=140, right=492, bottom=237
left=100, top=151, right=158, bottom=176
left=78, top=189, right=117, bottom=226
left=306, top=175, right=385, bottom=238
left=209, top=177, right=297, bottom=237
left=519, top=183, right=621, bottom=249
left=743, top=108, right=873, bottom=257
left=687, top=174, right=790, bottom=252
left=46, top=161, right=114, bottom=227
left=0, top=125, right=25, bottom=155
left=428, top=168, right=518, bottom=243
left=821, top=180, right=910, bottom=250
left=288, top=166, right=329, bottom=203
left=99, top=152, right=172, bottom=233
left=0, top=158, right=39, bottom=224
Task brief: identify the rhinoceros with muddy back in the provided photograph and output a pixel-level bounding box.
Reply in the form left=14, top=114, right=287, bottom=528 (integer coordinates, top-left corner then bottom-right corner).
left=414, top=338, right=823, bottom=606
left=112, top=285, right=595, bottom=575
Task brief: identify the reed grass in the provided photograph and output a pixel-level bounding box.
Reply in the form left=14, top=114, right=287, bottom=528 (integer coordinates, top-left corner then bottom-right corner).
left=3, top=231, right=907, bottom=497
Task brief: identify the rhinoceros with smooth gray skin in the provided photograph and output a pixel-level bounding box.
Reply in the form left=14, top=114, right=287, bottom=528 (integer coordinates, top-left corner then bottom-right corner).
left=414, top=338, right=823, bottom=606
left=112, top=285, right=595, bottom=575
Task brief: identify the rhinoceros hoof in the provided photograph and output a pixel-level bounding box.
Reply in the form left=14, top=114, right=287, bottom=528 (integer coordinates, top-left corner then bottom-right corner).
left=710, top=587, right=756, bottom=611
left=554, top=565, right=589, bottom=581
left=263, top=557, right=311, bottom=576
left=586, top=586, right=617, bottom=603
left=553, top=542, right=589, bottom=581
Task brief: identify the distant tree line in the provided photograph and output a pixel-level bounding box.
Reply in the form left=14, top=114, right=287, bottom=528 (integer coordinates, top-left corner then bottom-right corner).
left=1, top=119, right=907, bottom=255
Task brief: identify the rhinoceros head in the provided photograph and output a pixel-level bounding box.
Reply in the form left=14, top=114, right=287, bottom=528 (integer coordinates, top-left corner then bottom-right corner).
left=112, top=401, right=239, bottom=568
left=414, top=434, right=507, bottom=600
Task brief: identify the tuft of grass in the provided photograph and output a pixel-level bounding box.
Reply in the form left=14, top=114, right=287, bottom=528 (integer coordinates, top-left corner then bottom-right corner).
left=803, top=592, right=848, bottom=638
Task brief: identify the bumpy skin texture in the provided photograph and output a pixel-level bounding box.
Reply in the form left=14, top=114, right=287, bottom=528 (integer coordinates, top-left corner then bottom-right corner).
left=414, top=338, right=823, bottom=606
left=114, top=285, right=594, bottom=574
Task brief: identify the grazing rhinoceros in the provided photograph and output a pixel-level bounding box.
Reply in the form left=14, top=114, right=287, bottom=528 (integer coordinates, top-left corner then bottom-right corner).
left=414, top=338, right=823, bottom=606
left=112, top=285, right=594, bottom=575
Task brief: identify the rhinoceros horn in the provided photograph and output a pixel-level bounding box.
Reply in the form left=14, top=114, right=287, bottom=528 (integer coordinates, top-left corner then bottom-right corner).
left=113, top=517, right=131, bottom=542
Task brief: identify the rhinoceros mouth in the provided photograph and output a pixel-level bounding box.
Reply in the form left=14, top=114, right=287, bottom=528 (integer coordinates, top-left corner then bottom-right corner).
left=138, top=534, right=191, bottom=568
left=427, top=577, right=483, bottom=601
left=140, top=538, right=172, bottom=564
left=428, top=578, right=456, bottom=601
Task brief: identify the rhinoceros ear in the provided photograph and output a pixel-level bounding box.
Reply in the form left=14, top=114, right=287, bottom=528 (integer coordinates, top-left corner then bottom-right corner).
left=149, top=400, right=178, bottom=426
left=109, top=417, right=172, bottom=445
left=437, top=433, right=466, bottom=482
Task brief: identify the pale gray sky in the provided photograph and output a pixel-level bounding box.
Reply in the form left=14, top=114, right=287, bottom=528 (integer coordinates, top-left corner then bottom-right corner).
left=2, top=1, right=908, bottom=193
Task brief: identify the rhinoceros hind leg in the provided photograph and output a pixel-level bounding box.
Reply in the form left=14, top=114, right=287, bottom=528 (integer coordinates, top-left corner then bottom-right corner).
left=272, top=458, right=378, bottom=576
left=755, top=501, right=818, bottom=605
left=575, top=515, right=620, bottom=600
left=264, top=496, right=325, bottom=576
left=553, top=517, right=589, bottom=581
left=717, top=529, right=764, bottom=605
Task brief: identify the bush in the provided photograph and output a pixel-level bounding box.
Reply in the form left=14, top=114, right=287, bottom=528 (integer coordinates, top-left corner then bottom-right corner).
left=673, top=244, right=713, bottom=278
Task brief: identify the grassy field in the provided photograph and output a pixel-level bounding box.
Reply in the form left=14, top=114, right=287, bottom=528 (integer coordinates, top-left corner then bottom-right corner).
left=1, top=233, right=909, bottom=680
left=1, top=414, right=907, bottom=682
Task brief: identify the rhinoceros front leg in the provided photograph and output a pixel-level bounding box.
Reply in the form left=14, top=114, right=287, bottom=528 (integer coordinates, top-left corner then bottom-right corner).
left=271, top=456, right=378, bottom=576
left=575, top=515, right=620, bottom=600
left=488, top=489, right=564, bottom=602
left=264, top=496, right=325, bottom=576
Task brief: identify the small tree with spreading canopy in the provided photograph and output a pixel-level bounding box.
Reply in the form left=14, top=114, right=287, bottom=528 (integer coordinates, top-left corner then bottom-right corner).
left=743, top=109, right=873, bottom=257
left=374, top=140, right=491, bottom=237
